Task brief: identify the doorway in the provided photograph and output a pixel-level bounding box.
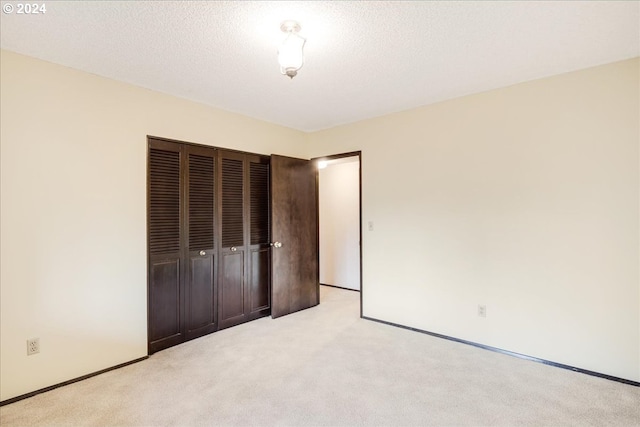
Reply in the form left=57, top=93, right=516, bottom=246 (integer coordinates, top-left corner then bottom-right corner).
left=314, top=152, right=362, bottom=315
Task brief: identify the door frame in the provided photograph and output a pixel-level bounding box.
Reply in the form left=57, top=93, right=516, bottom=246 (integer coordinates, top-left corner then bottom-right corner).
left=312, top=151, right=363, bottom=318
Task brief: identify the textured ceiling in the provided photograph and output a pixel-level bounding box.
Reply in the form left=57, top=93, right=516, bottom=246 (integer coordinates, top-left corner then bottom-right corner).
left=1, top=1, right=638, bottom=132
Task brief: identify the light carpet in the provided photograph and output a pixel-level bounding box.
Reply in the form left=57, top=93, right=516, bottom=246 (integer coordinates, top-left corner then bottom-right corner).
left=1, top=286, right=639, bottom=426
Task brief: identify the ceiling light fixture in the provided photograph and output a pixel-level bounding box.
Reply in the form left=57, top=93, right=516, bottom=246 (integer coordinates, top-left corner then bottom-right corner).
left=278, top=20, right=305, bottom=79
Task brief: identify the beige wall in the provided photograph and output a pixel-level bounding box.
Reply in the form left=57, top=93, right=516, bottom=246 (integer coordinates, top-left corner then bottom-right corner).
left=307, top=58, right=640, bottom=381
left=0, top=50, right=306, bottom=401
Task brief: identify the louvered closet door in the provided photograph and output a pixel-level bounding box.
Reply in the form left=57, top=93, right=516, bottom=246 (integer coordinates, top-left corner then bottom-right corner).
left=185, top=146, right=217, bottom=339
left=218, top=151, right=248, bottom=329
left=247, top=155, right=271, bottom=319
left=148, top=139, right=184, bottom=353
left=149, top=138, right=271, bottom=352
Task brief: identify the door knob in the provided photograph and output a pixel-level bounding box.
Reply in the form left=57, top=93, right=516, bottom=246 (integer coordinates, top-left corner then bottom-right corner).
left=230, top=247, right=237, bottom=252
left=273, top=241, right=282, bottom=248
left=199, top=250, right=206, bottom=256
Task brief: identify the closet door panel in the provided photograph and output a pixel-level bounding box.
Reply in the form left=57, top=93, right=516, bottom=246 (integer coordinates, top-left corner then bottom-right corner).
left=220, top=251, right=245, bottom=323
left=218, top=152, right=248, bottom=329
left=187, top=253, right=215, bottom=333
left=148, top=141, right=184, bottom=353
left=248, top=157, right=271, bottom=316
left=185, top=148, right=217, bottom=339
left=221, top=156, right=245, bottom=249
left=250, top=247, right=270, bottom=312
left=149, top=259, right=181, bottom=343
left=249, top=160, right=270, bottom=246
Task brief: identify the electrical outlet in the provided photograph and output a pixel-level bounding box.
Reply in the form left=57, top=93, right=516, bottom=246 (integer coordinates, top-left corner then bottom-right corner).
left=368, top=221, right=374, bottom=231
left=478, top=305, right=487, bottom=318
left=27, top=338, right=40, bottom=355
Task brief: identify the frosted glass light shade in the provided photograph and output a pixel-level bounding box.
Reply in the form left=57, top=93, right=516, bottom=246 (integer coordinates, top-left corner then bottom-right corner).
left=278, top=22, right=305, bottom=79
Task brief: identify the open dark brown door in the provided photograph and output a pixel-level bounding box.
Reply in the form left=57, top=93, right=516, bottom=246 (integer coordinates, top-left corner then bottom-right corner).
left=270, top=155, right=319, bottom=318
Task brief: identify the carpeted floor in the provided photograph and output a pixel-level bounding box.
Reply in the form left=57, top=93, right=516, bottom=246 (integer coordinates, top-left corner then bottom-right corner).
left=1, top=285, right=639, bottom=426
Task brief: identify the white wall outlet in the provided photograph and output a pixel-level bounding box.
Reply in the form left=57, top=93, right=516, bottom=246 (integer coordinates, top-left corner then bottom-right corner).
left=368, top=221, right=374, bottom=231
left=478, top=305, right=487, bottom=318
left=27, top=338, right=40, bottom=355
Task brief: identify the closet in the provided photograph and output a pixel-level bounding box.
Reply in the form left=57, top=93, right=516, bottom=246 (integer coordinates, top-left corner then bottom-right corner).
left=147, top=137, right=271, bottom=354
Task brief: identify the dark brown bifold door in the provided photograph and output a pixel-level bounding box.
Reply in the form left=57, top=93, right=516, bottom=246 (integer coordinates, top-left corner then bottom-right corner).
left=217, top=150, right=272, bottom=329
left=247, top=155, right=271, bottom=320
left=270, top=155, right=319, bottom=318
left=218, top=151, right=248, bottom=329
left=148, top=139, right=218, bottom=354
left=148, top=139, right=184, bottom=353
left=184, top=145, right=217, bottom=340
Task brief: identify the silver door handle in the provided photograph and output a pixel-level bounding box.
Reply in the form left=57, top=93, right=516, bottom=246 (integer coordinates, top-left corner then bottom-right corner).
left=199, top=250, right=206, bottom=256
left=230, top=247, right=237, bottom=252
left=272, top=241, right=282, bottom=248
